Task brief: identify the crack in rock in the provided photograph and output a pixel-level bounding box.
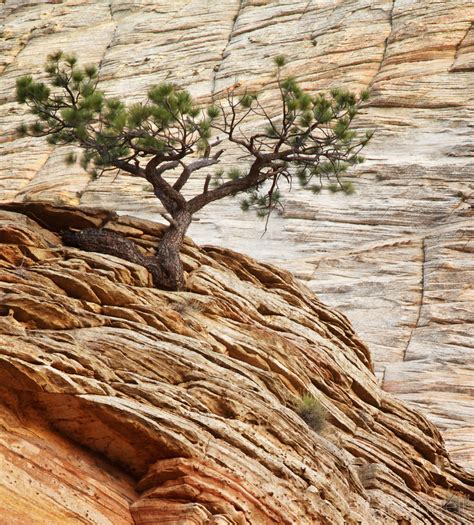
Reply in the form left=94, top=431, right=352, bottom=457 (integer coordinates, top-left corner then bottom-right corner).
left=403, top=237, right=426, bottom=361
left=450, top=21, right=473, bottom=72
left=368, top=0, right=396, bottom=91
left=211, top=0, right=243, bottom=95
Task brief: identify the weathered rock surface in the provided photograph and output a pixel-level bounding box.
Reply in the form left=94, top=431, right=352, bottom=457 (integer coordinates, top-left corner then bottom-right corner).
left=0, top=0, right=473, bottom=469
left=0, top=204, right=473, bottom=523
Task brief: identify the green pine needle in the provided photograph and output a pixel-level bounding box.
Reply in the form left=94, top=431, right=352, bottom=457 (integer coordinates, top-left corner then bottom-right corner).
left=274, top=55, right=287, bottom=68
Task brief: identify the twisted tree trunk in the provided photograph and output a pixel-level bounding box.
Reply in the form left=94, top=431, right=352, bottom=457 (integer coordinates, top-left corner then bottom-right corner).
left=61, top=209, right=192, bottom=291
left=152, top=208, right=191, bottom=290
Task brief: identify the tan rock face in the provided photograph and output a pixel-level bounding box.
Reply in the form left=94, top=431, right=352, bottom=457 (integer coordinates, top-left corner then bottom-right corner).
left=0, top=204, right=473, bottom=524
left=0, top=0, right=473, bottom=469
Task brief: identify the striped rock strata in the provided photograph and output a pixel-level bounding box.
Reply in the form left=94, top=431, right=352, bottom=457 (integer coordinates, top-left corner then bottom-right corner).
left=0, top=203, right=473, bottom=524
left=0, top=0, right=473, bottom=468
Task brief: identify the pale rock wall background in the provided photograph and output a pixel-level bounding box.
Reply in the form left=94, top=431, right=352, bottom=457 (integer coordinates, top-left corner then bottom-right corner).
left=0, top=0, right=473, bottom=468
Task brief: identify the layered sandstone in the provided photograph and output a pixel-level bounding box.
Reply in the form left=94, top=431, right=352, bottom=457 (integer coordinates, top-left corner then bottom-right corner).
left=0, top=0, right=473, bottom=469
left=0, top=203, right=473, bottom=524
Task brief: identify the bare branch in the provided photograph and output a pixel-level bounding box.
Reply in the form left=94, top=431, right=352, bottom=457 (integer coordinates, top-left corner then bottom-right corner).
left=203, top=174, right=211, bottom=193
left=188, top=157, right=266, bottom=213
left=112, top=159, right=145, bottom=177
left=161, top=213, right=177, bottom=227
left=173, top=149, right=224, bottom=191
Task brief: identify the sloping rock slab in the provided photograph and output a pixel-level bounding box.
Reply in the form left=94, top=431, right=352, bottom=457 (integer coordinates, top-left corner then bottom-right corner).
left=0, top=204, right=472, bottom=524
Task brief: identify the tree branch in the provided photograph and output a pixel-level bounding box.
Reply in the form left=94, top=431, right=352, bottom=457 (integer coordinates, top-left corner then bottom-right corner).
left=188, top=157, right=265, bottom=213
left=203, top=174, right=211, bottom=193
left=145, top=156, right=187, bottom=213
left=173, top=149, right=224, bottom=191
left=112, top=159, right=145, bottom=177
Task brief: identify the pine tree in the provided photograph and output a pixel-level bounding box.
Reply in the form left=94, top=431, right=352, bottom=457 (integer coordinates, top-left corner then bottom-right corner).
left=16, top=51, right=372, bottom=290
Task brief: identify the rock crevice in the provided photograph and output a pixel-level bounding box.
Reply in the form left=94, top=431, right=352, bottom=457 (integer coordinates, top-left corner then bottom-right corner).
left=403, top=236, right=426, bottom=361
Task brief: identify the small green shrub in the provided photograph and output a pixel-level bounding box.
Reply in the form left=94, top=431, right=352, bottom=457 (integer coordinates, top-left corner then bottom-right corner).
left=296, top=393, right=327, bottom=433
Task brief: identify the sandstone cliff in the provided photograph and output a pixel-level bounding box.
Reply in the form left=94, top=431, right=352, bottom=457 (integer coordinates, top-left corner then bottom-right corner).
left=0, top=203, right=472, bottom=524
left=0, top=0, right=472, bottom=469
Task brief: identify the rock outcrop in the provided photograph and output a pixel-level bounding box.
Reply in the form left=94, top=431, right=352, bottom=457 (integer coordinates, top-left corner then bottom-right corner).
left=0, top=203, right=472, bottom=524
left=0, top=0, right=473, bottom=469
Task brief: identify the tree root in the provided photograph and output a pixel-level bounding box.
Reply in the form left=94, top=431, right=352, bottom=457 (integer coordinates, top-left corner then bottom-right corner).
left=61, top=228, right=183, bottom=290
